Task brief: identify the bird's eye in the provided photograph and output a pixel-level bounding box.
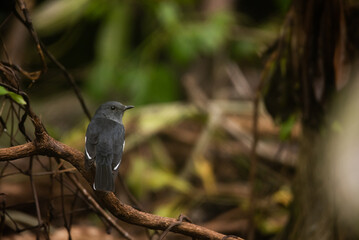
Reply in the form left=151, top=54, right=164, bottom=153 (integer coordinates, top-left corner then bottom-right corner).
left=111, top=106, right=116, bottom=110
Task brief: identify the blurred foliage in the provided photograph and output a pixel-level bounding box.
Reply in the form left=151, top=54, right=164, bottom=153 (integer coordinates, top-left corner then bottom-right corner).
left=0, top=0, right=296, bottom=238
left=133, top=103, right=197, bottom=136
left=127, top=155, right=192, bottom=198
left=193, top=155, right=217, bottom=193
left=32, top=0, right=281, bottom=105
left=272, top=185, right=292, bottom=207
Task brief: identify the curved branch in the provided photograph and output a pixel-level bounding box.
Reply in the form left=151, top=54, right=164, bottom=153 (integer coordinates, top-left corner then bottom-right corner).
left=0, top=142, right=37, bottom=161
left=0, top=133, right=243, bottom=240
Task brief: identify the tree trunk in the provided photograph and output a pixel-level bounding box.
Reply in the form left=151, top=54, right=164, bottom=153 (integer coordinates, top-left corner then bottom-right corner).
left=280, top=127, right=337, bottom=240
left=262, top=0, right=353, bottom=238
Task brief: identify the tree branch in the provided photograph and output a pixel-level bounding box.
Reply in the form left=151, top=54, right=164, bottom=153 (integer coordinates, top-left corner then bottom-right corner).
left=65, top=172, right=133, bottom=240
left=0, top=142, right=37, bottom=161
left=0, top=2, right=243, bottom=238
left=0, top=128, right=243, bottom=240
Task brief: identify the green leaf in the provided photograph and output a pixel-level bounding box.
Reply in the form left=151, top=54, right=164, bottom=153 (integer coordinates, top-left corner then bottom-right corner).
left=0, top=86, right=9, bottom=95
left=279, top=114, right=296, bottom=140
left=8, top=92, right=27, bottom=105
left=0, top=86, right=26, bottom=105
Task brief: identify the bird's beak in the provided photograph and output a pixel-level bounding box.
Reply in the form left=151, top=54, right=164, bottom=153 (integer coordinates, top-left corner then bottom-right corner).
left=125, top=105, right=134, bottom=111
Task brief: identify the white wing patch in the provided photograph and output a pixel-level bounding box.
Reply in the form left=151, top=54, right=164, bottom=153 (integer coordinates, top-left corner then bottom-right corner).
left=113, top=161, right=121, bottom=171
left=113, top=141, right=125, bottom=171
left=85, top=136, right=92, bottom=160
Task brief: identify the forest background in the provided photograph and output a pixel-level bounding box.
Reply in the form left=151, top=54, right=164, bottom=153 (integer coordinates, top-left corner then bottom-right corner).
left=1, top=0, right=359, bottom=240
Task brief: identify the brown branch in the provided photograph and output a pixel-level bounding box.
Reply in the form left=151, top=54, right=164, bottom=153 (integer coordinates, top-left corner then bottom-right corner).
left=0, top=60, right=242, bottom=238
left=0, top=142, right=37, bottom=160
left=0, top=129, right=243, bottom=240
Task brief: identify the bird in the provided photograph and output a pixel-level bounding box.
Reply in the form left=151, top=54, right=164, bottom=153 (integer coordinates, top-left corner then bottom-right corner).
left=85, top=101, right=134, bottom=192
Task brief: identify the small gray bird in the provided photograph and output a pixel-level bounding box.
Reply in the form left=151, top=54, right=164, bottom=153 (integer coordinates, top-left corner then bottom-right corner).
left=85, top=101, right=133, bottom=192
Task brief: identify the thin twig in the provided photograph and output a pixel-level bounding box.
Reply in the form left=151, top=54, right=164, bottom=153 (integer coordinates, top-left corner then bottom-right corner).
left=247, top=93, right=260, bottom=240
left=0, top=132, right=243, bottom=240
left=15, top=0, right=47, bottom=79
left=225, top=61, right=254, bottom=100
left=246, top=59, right=268, bottom=240
left=158, top=214, right=192, bottom=240
left=39, top=41, right=92, bottom=120
left=66, top=172, right=133, bottom=240
left=0, top=194, right=6, bottom=238
left=68, top=188, right=79, bottom=230
left=32, top=168, right=76, bottom=176
left=4, top=0, right=90, bottom=120
left=50, top=157, right=132, bottom=239
left=222, top=235, right=243, bottom=240
left=4, top=211, right=21, bottom=231
left=0, top=162, right=9, bottom=178
left=8, top=161, right=26, bottom=175
left=29, top=156, right=48, bottom=239
left=118, top=174, right=145, bottom=211
left=60, top=173, right=72, bottom=240
left=0, top=77, right=243, bottom=240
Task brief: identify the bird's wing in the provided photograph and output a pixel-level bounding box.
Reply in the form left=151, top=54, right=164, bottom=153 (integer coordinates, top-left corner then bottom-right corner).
left=112, top=124, right=125, bottom=171
left=95, top=140, right=115, bottom=192
left=85, top=120, right=99, bottom=168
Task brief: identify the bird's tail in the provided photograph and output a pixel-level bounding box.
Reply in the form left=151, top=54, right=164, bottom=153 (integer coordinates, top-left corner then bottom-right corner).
left=94, top=160, right=114, bottom=192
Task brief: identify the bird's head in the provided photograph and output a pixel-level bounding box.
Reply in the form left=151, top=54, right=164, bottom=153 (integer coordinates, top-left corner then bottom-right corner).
left=94, top=101, right=134, bottom=123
